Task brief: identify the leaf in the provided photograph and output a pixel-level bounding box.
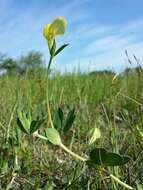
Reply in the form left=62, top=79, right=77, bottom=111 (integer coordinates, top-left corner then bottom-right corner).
left=89, top=128, right=101, bottom=145
left=14, top=127, right=22, bottom=145
left=54, top=44, right=69, bottom=56
left=17, top=118, right=29, bottom=134
left=17, top=111, right=31, bottom=134
left=45, top=128, right=61, bottom=145
left=54, top=107, right=64, bottom=132
left=88, top=148, right=130, bottom=166
left=63, top=108, right=76, bottom=132
left=105, top=153, right=130, bottom=166
left=30, top=120, right=43, bottom=134
left=89, top=148, right=107, bottom=166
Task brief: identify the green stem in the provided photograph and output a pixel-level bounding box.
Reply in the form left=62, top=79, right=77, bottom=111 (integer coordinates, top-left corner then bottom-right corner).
left=33, top=132, right=86, bottom=162
left=47, top=55, right=53, bottom=75
left=110, top=174, right=133, bottom=190
left=33, top=133, right=48, bottom=141
left=60, top=143, right=87, bottom=162
left=46, top=55, right=54, bottom=128
left=103, top=169, right=133, bottom=190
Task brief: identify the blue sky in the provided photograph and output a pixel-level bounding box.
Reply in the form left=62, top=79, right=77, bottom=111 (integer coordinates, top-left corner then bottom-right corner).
left=0, top=0, right=143, bottom=73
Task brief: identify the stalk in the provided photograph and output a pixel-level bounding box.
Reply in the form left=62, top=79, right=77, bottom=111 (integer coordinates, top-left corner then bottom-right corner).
left=46, top=55, right=54, bottom=128
left=110, top=174, right=133, bottom=190
left=60, top=143, right=87, bottom=162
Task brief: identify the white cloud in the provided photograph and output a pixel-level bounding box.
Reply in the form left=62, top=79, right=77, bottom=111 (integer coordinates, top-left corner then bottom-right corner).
left=82, top=34, right=137, bottom=56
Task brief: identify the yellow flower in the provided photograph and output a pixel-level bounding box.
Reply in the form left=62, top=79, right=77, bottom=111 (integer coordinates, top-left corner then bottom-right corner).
left=43, top=16, right=67, bottom=49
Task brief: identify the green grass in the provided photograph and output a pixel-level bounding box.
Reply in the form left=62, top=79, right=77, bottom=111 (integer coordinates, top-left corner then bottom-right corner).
left=0, top=70, right=143, bottom=189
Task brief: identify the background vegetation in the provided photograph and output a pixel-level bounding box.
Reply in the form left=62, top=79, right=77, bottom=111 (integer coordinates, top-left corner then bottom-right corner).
left=0, top=51, right=143, bottom=189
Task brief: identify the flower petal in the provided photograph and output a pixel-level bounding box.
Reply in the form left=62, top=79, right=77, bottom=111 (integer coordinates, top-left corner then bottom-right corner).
left=43, top=24, right=51, bottom=39
left=49, top=16, right=67, bottom=35
left=43, top=24, right=54, bottom=49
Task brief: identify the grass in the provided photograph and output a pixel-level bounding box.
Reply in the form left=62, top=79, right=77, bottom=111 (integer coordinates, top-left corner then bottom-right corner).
left=0, top=69, right=143, bottom=189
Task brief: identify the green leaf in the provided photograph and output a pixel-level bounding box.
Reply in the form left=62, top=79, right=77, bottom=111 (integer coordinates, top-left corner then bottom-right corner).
left=88, top=148, right=130, bottom=166
left=54, top=44, right=69, bottom=56
left=54, top=107, right=64, bottom=132
left=17, top=111, right=31, bottom=134
left=105, top=153, right=130, bottom=166
left=30, top=120, right=43, bottom=134
left=45, top=128, right=61, bottom=145
left=63, top=108, right=76, bottom=132
left=17, top=118, right=29, bottom=134
left=89, top=148, right=107, bottom=166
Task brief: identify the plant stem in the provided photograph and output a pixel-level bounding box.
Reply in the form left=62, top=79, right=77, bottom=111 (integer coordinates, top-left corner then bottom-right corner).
left=46, top=55, right=54, bottom=128
left=60, top=143, right=87, bottom=162
left=47, top=55, right=53, bottom=75
left=103, top=169, right=133, bottom=190
left=110, top=174, right=133, bottom=190
left=33, top=132, right=86, bottom=162
left=33, top=133, right=48, bottom=141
